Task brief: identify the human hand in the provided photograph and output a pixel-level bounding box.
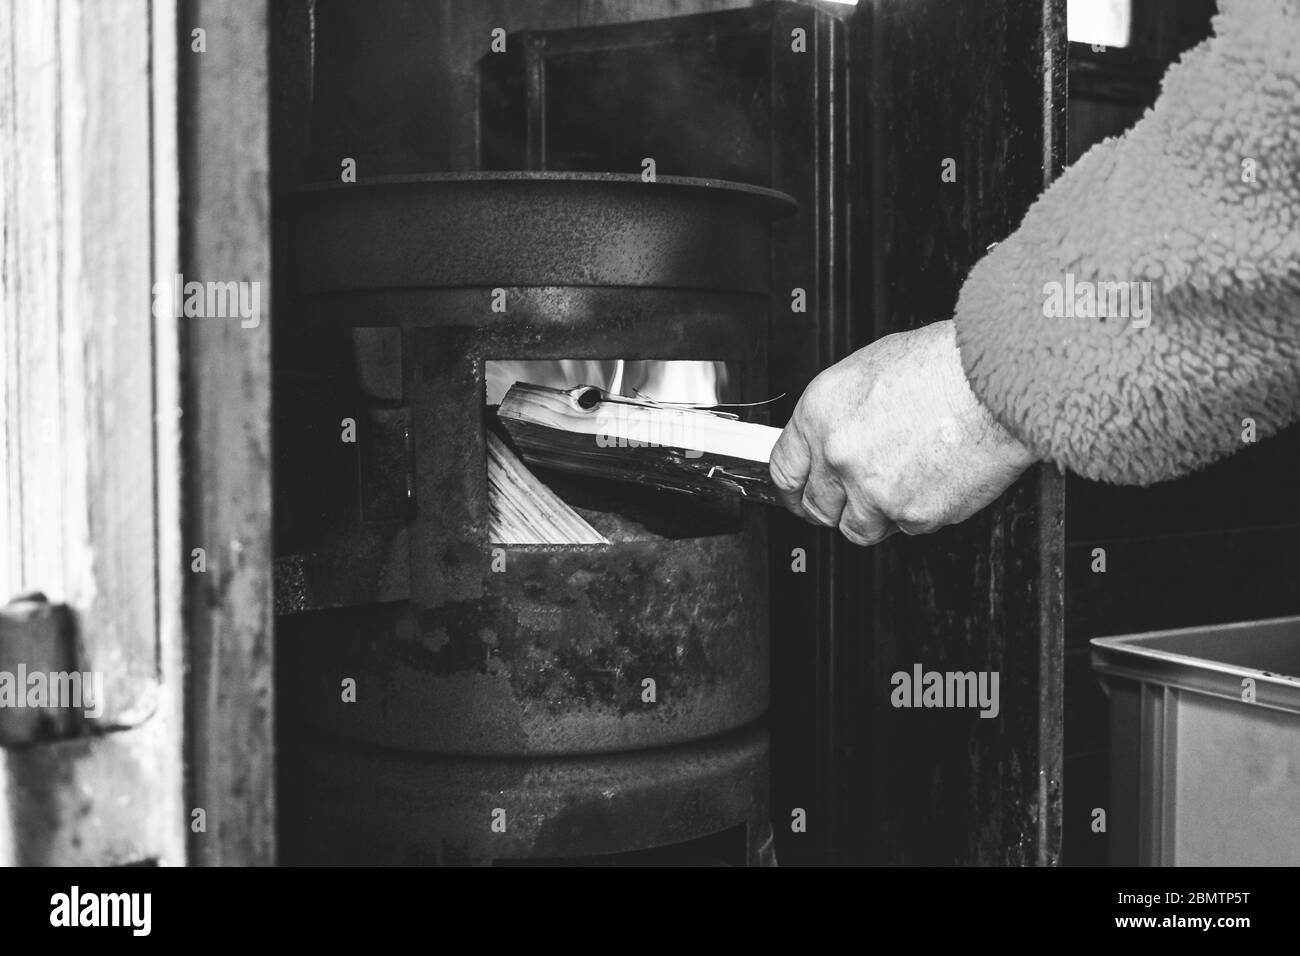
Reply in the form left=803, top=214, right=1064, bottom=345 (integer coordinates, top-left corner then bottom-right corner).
left=768, top=320, right=1036, bottom=545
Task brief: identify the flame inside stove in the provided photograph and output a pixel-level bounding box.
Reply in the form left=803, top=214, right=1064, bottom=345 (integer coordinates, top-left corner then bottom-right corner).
left=485, top=359, right=730, bottom=407
left=484, top=359, right=741, bottom=545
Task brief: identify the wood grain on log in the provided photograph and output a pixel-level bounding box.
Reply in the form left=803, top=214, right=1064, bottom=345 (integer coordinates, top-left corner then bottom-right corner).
left=487, top=432, right=607, bottom=545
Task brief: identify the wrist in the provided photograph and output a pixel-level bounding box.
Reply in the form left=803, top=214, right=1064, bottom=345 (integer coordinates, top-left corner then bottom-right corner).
left=930, top=320, right=1037, bottom=469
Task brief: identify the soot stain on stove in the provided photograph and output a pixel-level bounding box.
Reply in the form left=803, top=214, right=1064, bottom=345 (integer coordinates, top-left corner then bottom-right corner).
left=405, top=545, right=744, bottom=724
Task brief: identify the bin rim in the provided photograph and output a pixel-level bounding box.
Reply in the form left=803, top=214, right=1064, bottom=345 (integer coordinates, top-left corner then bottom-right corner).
left=1090, top=614, right=1300, bottom=715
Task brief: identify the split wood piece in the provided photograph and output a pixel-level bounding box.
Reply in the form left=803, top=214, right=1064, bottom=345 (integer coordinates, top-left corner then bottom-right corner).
left=496, top=382, right=783, bottom=505
left=486, top=430, right=608, bottom=544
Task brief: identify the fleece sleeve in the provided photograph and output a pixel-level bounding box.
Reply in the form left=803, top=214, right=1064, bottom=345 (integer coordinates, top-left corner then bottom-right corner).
left=953, top=0, right=1300, bottom=486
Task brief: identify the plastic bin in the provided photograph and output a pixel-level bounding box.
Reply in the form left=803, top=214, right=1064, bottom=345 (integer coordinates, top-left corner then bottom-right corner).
left=1091, top=615, right=1300, bottom=866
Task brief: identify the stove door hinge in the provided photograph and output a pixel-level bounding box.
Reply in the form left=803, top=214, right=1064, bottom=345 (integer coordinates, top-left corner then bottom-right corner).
left=0, top=592, right=151, bottom=748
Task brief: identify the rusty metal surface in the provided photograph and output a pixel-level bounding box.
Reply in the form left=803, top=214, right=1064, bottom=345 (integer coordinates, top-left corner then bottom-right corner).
left=278, top=287, right=773, bottom=753
left=359, top=407, right=413, bottom=522
left=281, top=529, right=768, bottom=755
left=290, top=172, right=794, bottom=295
left=279, top=720, right=772, bottom=865
left=271, top=525, right=409, bottom=617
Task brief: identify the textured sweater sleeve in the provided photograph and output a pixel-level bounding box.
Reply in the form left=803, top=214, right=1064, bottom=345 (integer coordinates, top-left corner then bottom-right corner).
left=953, top=0, right=1300, bottom=486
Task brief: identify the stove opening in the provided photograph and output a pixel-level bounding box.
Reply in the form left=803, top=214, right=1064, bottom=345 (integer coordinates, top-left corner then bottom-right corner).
left=485, top=359, right=747, bottom=544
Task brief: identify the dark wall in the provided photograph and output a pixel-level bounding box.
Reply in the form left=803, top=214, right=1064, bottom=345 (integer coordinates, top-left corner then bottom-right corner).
left=301, top=0, right=765, bottom=179
left=848, top=0, right=1068, bottom=865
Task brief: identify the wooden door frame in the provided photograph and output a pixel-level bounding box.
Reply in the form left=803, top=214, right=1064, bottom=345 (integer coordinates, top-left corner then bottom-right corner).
left=179, top=0, right=276, bottom=866
left=0, top=0, right=187, bottom=866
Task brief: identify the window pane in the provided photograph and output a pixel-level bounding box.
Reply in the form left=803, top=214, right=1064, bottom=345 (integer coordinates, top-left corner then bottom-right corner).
left=1067, top=0, right=1132, bottom=48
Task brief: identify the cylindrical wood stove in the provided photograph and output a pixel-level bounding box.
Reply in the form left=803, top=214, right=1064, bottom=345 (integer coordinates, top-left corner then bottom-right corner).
left=278, top=173, right=794, bottom=865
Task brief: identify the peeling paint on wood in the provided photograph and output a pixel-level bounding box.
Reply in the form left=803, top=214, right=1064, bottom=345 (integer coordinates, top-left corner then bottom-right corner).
left=0, top=0, right=184, bottom=866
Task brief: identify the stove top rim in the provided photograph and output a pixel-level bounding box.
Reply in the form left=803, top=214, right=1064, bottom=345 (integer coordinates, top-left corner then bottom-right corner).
left=289, top=169, right=798, bottom=214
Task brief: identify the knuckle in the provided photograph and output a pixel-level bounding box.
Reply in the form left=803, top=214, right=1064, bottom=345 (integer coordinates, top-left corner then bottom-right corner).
left=821, top=432, right=857, bottom=472
left=799, top=373, right=841, bottom=418
left=838, top=518, right=889, bottom=547
left=894, top=502, right=941, bottom=535
left=894, top=503, right=926, bottom=526
left=898, top=519, right=941, bottom=536
left=800, top=492, right=835, bottom=526
left=769, top=456, right=803, bottom=493
left=804, top=366, right=839, bottom=397
left=838, top=523, right=872, bottom=546
left=838, top=501, right=886, bottom=546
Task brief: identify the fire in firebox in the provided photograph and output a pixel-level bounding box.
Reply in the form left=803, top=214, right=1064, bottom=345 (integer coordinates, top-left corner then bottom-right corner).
left=485, top=359, right=731, bottom=407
